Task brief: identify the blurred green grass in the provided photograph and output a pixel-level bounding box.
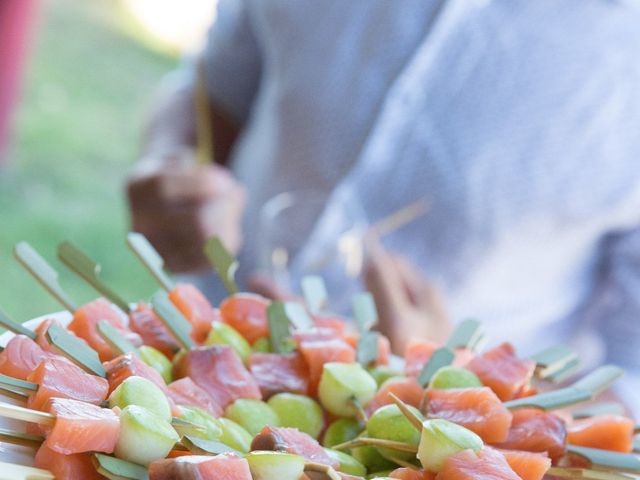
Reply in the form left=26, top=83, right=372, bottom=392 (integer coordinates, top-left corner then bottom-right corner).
left=0, top=0, right=177, bottom=320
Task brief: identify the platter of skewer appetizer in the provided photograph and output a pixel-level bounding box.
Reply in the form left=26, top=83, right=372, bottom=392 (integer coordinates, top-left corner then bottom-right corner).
left=0, top=234, right=638, bottom=480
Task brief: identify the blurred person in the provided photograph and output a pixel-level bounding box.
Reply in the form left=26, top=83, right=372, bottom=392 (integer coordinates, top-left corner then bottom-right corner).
left=128, top=0, right=640, bottom=405
left=0, top=0, right=38, bottom=163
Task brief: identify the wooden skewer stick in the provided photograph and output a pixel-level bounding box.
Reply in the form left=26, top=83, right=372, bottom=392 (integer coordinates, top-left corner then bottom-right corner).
left=309, top=198, right=432, bottom=274
left=57, top=241, right=131, bottom=314
left=387, top=456, right=420, bottom=470
left=504, top=365, right=624, bottom=411
left=0, top=374, right=37, bottom=393
left=0, top=306, right=106, bottom=379
left=389, top=392, right=424, bottom=432
left=204, top=236, right=239, bottom=295
left=332, top=436, right=419, bottom=453
left=46, top=323, right=106, bottom=377
left=13, top=241, right=77, bottom=312
left=301, top=275, right=328, bottom=315
left=0, top=401, right=55, bottom=426
left=151, top=290, right=195, bottom=350
left=304, top=462, right=342, bottom=480
left=181, top=435, right=241, bottom=456
left=97, top=319, right=138, bottom=357
left=0, top=385, right=30, bottom=402
left=530, top=345, right=579, bottom=380
left=93, top=453, right=148, bottom=480
left=547, top=466, right=633, bottom=480
left=0, top=462, right=54, bottom=480
left=0, top=308, right=36, bottom=340
left=0, top=428, right=44, bottom=449
left=194, top=58, right=214, bottom=166
left=368, top=198, right=431, bottom=239
left=126, top=232, right=174, bottom=292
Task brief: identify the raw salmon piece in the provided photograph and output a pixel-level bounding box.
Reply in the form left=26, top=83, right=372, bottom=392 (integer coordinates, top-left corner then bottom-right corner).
left=496, top=448, right=550, bottom=480
left=313, top=315, right=348, bottom=335
left=343, top=333, right=391, bottom=367
left=366, top=377, right=424, bottom=416
left=405, top=339, right=440, bottom=377
left=28, top=357, right=109, bottom=411
left=129, top=302, right=180, bottom=358
left=249, top=352, right=310, bottom=398
left=252, top=426, right=339, bottom=468
left=220, top=293, right=270, bottom=344
left=495, top=408, right=566, bottom=461
left=453, top=348, right=475, bottom=368
left=173, top=345, right=261, bottom=409
left=45, top=397, right=120, bottom=454
left=68, top=298, right=142, bottom=362
left=298, top=338, right=356, bottom=396
left=567, top=414, right=634, bottom=453
left=103, top=352, right=169, bottom=394
left=35, top=444, right=105, bottom=480
left=437, top=447, right=521, bottom=480
left=466, top=343, right=535, bottom=401
left=391, top=467, right=436, bottom=479
left=376, top=334, right=391, bottom=366
left=34, top=318, right=67, bottom=353
left=168, top=377, right=223, bottom=417
left=168, top=283, right=215, bottom=344
left=513, top=385, right=539, bottom=399
left=149, top=453, right=252, bottom=480
left=426, top=387, right=513, bottom=443
left=0, top=334, right=46, bottom=380
left=293, top=328, right=342, bottom=345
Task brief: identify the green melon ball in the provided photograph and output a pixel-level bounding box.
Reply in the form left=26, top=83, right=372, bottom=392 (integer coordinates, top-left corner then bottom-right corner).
left=224, top=399, right=280, bottom=436
left=267, top=393, right=324, bottom=439
left=108, top=376, right=171, bottom=421
left=324, top=448, right=367, bottom=476
left=115, top=405, right=179, bottom=466
left=138, top=346, right=173, bottom=384
left=205, top=321, right=252, bottom=364
left=428, top=366, right=483, bottom=390
left=246, top=451, right=306, bottom=480
left=351, top=432, right=397, bottom=473
left=368, top=365, right=403, bottom=387
left=367, top=404, right=423, bottom=461
left=252, top=337, right=271, bottom=353
left=323, top=418, right=363, bottom=448
left=177, top=405, right=222, bottom=440
left=318, top=362, right=377, bottom=417
left=217, top=417, right=254, bottom=453
left=418, top=419, right=483, bottom=472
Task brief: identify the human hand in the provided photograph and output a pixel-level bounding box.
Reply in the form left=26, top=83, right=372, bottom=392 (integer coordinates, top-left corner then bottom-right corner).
left=126, top=148, right=246, bottom=272
left=364, top=240, right=451, bottom=353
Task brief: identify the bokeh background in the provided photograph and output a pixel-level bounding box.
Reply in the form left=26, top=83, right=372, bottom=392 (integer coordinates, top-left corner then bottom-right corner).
left=0, top=0, right=214, bottom=320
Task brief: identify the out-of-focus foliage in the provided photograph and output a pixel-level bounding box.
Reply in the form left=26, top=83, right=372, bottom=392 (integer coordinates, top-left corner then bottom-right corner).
left=0, top=0, right=177, bottom=320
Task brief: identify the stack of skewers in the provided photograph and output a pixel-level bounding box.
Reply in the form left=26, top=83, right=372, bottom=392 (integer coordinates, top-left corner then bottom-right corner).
left=0, top=235, right=638, bottom=480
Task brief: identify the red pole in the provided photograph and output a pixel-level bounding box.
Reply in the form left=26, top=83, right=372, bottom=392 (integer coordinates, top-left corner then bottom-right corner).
left=0, top=0, right=38, bottom=164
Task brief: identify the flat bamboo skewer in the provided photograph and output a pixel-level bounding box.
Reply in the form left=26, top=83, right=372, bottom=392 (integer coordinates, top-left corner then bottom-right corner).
left=367, top=198, right=431, bottom=239
left=307, top=198, right=432, bottom=275
left=0, top=427, right=44, bottom=449
left=0, top=401, right=55, bottom=427
left=151, top=291, right=195, bottom=350
left=194, top=58, right=214, bottom=166
left=0, top=411, right=147, bottom=480
left=0, top=302, right=106, bottom=378
left=57, top=241, right=131, bottom=314
left=0, top=462, right=54, bottom=480
left=0, top=308, right=36, bottom=340
left=126, top=232, right=174, bottom=292
left=13, top=242, right=77, bottom=312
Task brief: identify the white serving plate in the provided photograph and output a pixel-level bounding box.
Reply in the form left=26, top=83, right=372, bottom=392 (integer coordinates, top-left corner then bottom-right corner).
left=0, top=312, right=72, bottom=467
